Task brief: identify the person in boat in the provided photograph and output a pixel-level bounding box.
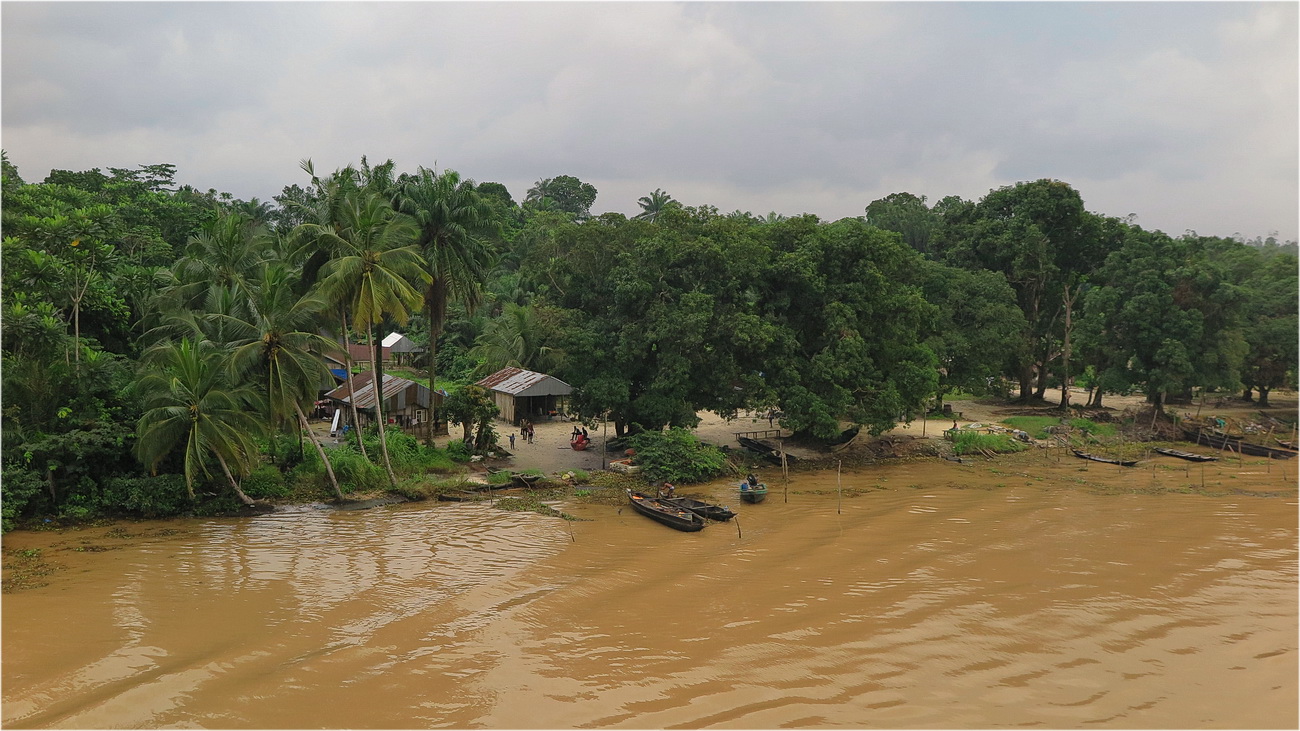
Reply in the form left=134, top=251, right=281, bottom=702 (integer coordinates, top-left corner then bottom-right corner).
left=746, top=473, right=759, bottom=488
left=658, top=482, right=676, bottom=499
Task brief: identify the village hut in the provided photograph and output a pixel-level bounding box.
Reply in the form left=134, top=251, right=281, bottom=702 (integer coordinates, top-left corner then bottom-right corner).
left=325, top=370, right=444, bottom=436
left=381, top=332, right=424, bottom=367
left=475, top=367, right=573, bottom=425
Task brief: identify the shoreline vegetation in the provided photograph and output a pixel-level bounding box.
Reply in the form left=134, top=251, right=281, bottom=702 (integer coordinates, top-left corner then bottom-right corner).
left=2, top=156, right=1295, bottom=532
left=7, top=390, right=1296, bottom=535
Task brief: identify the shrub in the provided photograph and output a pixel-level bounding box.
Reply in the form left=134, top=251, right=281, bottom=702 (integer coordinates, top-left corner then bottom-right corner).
left=298, top=446, right=385, bottom=494
left=627, top=427, right=728, bottom=484
left=242, top=463, right=289, bottom=499
left=1, top=467, right=46, bottom=532
left=100, top=474, right=191, bottom=518
left=445, top=440, right=472, bottom=462
left=952, top=431, right=1028, bottom=455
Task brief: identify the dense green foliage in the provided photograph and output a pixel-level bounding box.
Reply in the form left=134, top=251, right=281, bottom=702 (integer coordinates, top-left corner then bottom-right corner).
left=1, top=149, right=1295, bottom=529
left=626, top=428, right=729, bottom=484
left=952, top=431, right=1030, bottom=455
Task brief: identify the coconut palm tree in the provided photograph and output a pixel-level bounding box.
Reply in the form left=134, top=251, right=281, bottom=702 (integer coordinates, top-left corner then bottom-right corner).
left=634, top=188, right=677, bottom=222
left=469, top=302, right=563, bottom=376
left=313, top=190, right=429, bottom=487
left=133, top=338, right=263, bottom=505
left=167, top=211, right=274, bottom=313
left=289, top=162, right=371, bottom=457
left=397, top=167, right=497, bottom=443
left=220, top=263, right=347, bottom=499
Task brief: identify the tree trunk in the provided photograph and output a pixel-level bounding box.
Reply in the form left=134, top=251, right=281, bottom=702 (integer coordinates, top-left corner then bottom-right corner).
left=1034, top=359, right=1050, bottom=400
left=296, top=402, right=343, bottom=500
left=340, top=310, right=369, bottom=460
left=1058, top=282, right=1079, bottom=409
left=369, top=323, right=399, bottom=488
left=1241, top=387, right=1253, bottom=402
left=216, top=453, right=256, bottom=506
left=425, top=292, right=443, bottom=446
left=1259, top=387, right=1271, bottom=408
left=1018, top=362, right=1034, bottom=402
left=1089, top=388, right=1104, bottom=408
left=373, top=321, right=386, bottom=402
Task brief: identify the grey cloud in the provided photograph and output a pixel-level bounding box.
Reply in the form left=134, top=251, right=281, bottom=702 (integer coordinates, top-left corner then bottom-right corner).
left=3, top=1, right=1295, bottom=239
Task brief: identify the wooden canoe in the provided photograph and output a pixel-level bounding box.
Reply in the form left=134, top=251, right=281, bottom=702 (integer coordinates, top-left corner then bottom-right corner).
left=1072, top=449, right=1138, bottom=467
left=626, top=490, right=705, bottom=532
left=1153, top=447, right=1218, bottom=462
left=659, top=496, right=736, bottom=521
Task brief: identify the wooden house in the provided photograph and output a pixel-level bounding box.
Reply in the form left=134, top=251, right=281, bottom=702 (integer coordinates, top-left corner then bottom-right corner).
left=325, top=370, right=444, bottom=436
left=475, top=367, right=573, bottom=424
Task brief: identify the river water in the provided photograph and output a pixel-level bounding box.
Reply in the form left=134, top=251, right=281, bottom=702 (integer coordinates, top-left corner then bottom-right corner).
left=3, top=453, right=1296, bottom=729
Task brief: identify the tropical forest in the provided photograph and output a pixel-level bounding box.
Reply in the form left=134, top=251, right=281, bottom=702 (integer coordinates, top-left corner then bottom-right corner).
left=2, top=151, right=1296, bottom=531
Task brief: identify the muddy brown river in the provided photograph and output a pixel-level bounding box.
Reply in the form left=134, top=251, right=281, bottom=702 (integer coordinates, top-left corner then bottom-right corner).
left=4, top=453, right=1297, bottom=728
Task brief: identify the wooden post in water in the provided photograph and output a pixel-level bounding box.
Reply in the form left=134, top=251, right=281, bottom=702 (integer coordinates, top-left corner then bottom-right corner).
left=781, top=438, right=789, bottom=503
left=837, top=459, right=843, bottom=515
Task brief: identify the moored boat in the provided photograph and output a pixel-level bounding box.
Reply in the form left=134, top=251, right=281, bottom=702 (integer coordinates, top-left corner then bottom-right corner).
left=1183, top=428, right=1297, bottom=459
left=1072, top=449, right=1138, bottom=467
left=660, top=496, right=736, bottom=521
left=738, top=481, right=768, bottom=503
left=737, top=436, right=797, bottom=466
left=511, top=472, right=542, bottom=487
left=626, top=490, right=706, bottom=532
left=1153, top=447, right=1218, bottom=462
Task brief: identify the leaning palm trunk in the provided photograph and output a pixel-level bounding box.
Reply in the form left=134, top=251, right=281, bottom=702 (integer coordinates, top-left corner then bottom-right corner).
left=340, top=310, right=370, bottom=460
left=369, top=323, right=399, bottom=488
left=296, top=402, right=344, bottom=500
left=216, top=453, right=256, bottom=506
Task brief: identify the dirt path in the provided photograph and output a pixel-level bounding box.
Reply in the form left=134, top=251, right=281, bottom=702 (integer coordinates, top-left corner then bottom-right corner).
left=308, top=387, right=1296, bottom=478
left=488, top=387, right=1297, bottom=476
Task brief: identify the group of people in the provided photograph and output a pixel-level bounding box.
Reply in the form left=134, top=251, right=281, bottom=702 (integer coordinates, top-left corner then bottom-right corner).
left=508, top=420, right=535, bottom=450
left=570, top=425, right=591, bottom=448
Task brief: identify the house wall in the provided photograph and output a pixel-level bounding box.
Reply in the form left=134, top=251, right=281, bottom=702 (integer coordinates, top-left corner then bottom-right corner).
left=493, top=392, right=517, bottom=424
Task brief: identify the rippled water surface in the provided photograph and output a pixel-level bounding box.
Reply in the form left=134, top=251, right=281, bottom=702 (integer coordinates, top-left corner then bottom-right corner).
left=4, top=456, right=1296, bottom=728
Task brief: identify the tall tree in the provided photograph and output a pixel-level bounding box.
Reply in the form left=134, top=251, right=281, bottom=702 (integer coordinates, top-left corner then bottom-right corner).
left=222, top=264, right=346, bottom=499
left=132, top=338, right=263, bottom=505
left=524, top=175, right=598, bottom=219
left=397, top=168, right=496, bottom=443
left=939, top=180, right=1104, bottom=401
left=865, top=192, right=940, bottom=256
left=468, top=302, right=564, bottom=376
left=634, top=188, right=678, bottom=223
left=314, top=190, right=430, bottom=487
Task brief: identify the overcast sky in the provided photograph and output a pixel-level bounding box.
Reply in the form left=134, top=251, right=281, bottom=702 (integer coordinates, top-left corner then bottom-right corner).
left=3, top=1, right=1297, bottom=240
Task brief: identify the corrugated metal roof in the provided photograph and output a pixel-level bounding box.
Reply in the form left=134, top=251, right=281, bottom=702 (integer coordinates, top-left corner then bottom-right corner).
left=326, top=371, right=429, bottom=410
left=475, top=367, right=572, bottom=397
left=381, top=332, right=424, bottom=352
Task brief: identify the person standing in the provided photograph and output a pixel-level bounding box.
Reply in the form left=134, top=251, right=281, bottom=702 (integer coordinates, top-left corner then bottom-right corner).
left=509, top=432, right=516, bottom=449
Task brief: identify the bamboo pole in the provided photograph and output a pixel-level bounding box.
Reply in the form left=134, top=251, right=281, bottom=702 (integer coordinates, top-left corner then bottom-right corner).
left=837, top=460, right=843, bottom=515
